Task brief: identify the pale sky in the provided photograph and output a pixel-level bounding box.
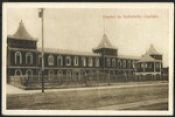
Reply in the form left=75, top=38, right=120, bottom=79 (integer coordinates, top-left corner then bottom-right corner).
left=6, top=7, right=170, bottom=67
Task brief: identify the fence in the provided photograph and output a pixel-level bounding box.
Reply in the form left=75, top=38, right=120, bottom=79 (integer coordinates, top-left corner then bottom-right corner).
left=8, top=72, right=168, bottom=89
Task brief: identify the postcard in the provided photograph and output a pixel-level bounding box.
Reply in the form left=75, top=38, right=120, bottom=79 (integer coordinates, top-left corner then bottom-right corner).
left=2, top=2, right=174, bottom=116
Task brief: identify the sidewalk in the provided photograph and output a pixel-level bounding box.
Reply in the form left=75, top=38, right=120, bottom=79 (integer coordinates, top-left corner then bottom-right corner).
left=6, top=81, right=168, bottom=95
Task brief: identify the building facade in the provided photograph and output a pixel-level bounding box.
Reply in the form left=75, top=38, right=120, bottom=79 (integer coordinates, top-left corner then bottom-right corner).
left=7, top=21, right=163, bottom=83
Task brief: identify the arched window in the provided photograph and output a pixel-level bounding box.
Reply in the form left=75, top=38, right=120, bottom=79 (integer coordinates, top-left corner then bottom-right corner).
left=57, top=55, right=63, bottom=66
left=38, top=54, right=42, bottom=65
left=123, top=60, right=126, bottom=68
left=38, top=70, right=42, bottom=80
left=95, top=58, right=100, bottom=67
left=74, top=56, right=79, bottom=66
left=26, top=53, right=33, bottom=65
left=65, top=56, right=71, bottom=66
left=112, top=58, right=116, bottom=67
left=26, top=69, right=33, bottom=77
left=57, top=70, right=63, bottom=78
left=15, top=51, right=22, bottom=65
left=66, top=70, right=72, bottom=80
left=48, top=55, right=54, bottom=66
left=88, top=57, right=93, bottom=67
left=133, top=61, right=138, bottom=69
left=106, top=58, right=111, bottom=67
left=49, top=70, right=54, bottom=80
left=81, top=57, right=86, bottom=67
left=15, top=69, right=22, bottom=76
left=127, top=60, right=131, bottom=69
left=75, top=72, right=79, bottom=80
left=118, top=60, right=121, bottom=68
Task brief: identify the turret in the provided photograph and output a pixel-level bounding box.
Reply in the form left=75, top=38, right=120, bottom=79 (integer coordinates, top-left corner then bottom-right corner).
left=93, top=33, right=118, bottom=56
left=7, top=20, right=37, bottom=49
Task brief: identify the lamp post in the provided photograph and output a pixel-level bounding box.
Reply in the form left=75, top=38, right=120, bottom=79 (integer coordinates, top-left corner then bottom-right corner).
left=39, top=8, right=45, bottom=93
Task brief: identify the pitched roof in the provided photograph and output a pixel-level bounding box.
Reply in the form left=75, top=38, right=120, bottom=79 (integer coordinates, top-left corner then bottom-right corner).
left=118, top=55, right=140, bottom=60
left=137, top=53, right=161, bottom=62
left=37, top=48, right=100, bottom=56
left=146, top=44, right=160, bottom=55
left=95, top=33, right=116, bottom=50
left=8, top=20, right=36, bottom=41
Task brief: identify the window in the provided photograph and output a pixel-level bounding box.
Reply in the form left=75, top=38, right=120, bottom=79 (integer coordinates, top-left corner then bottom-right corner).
left=132, top=61, right=135, bottom=68
left=57, top=70, right=63, bottom=80
left=26, top=69, right=33, bottom=77
left=112, top=58, right=116, bottom=67
left=88, top=57, right=93, bottom=67
left=38, top=70, right=42, bottom=80
left=74, top=56, right=79, bottom=66
left=118, top=60, right=121, bottom=68
left=127, top=60, right=131, bottom=68
left=141, top=63, right=147, bottom=68
left=15, top=51, right=22, bottom=65
left=123, top=60, right=126, bottom=68
left=57, top=55, right=63, bottom=66
left=26, top=53, right=33, bottom=65
left=48, top=55, right=54, bottom=66
left=81, top=57, right=86, bottom=67
left=147, top=63, right=153, bottom=68
left=15, top=69, right=22, bottom=76
left=49, top=70, right=54, bottom=79
left=66, top=70, right=72, bottom=80
left=95, top=58, right=100, bottom=67
left=38, top=54, right=42, bottom=65
left=130, top=61, right=134, bottom=68
left=155, top=62, right=160, bottom=68
left=106, top=58, right=111, bottom=67
left=145, top=63, right=148, bottom=68
left=65, top=56, right=71, bottom=66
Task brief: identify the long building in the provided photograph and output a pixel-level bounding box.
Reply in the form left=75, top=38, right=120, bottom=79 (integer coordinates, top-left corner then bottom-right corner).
left=7, top=20, right=163, bottom=83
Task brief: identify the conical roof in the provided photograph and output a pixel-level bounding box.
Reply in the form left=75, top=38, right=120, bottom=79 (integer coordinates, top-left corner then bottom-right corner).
left=8, top=20, right=36, bottom=41
left=95, top=33, right=116, bottom=49
left=146, top=44, right=160, bottom=55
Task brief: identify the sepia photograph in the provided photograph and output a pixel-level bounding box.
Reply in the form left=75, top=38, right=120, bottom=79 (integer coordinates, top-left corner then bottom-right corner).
left=2, top=3, right=174, bottom=116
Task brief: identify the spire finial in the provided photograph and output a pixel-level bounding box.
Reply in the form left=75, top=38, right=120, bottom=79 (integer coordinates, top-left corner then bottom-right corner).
left=103, top=16, right=106, bottom=34
left=20, top=20, right=24, bottom=26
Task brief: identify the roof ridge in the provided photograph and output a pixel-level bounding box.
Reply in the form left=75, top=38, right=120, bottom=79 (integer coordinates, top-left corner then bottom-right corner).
left=38, top=47, right=92, bottom=53
left=37, top=47, right=99, bottom=56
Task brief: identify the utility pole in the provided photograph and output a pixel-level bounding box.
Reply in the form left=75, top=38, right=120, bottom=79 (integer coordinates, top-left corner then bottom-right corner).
left=39, top=8, right=45, bottom=93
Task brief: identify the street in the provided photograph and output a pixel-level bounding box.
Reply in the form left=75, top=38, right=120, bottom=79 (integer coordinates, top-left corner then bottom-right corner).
left=6, top=81, right=168, bottom=110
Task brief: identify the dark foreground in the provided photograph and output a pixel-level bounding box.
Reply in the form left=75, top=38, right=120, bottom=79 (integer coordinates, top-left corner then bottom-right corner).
left=7, top=81, right=168, bottom=110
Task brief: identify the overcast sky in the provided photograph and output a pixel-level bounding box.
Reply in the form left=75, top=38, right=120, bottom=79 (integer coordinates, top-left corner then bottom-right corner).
left=7, top=7, right=170, bottom=67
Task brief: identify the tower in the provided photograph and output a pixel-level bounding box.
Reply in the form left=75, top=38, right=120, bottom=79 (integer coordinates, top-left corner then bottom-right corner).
left=93, top=33, right=118, bottom=69
left=93, top=33, right=118, bottom=56
left=7, top=20, right=38, bottom=81
left=7, top=20, right=37, bottom=49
